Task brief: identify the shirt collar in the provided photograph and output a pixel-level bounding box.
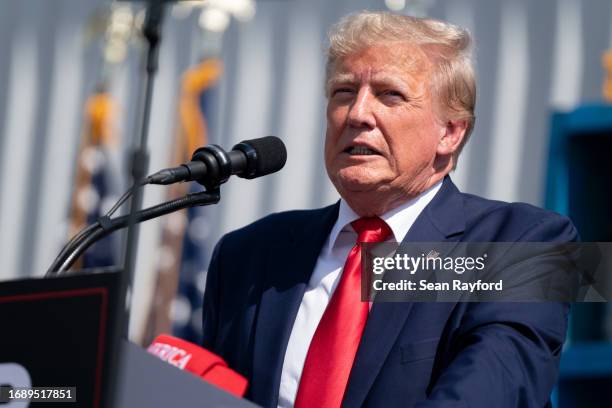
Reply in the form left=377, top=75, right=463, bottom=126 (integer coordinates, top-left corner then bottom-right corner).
left=326, top=180, right=443, bottom=253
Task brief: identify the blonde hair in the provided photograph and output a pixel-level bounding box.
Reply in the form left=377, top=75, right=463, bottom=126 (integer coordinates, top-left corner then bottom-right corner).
left=326, top=11, right=476, bottom=155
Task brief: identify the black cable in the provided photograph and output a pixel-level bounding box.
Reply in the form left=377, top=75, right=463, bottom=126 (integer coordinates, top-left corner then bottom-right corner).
left=106, top=177, right=150, bottom=218
left=46, top=177, right=153, bottom=277
left=49, top=189, right=220, bottom=275
left=57, top=226, right=106, bottom=273
left=46, top=222, right=100, bottom=276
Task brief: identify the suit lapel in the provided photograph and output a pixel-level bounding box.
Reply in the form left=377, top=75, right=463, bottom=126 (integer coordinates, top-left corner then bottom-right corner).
left=343, top=177, right=466, bottom=407
left=250, top=203, right=339, bottom=407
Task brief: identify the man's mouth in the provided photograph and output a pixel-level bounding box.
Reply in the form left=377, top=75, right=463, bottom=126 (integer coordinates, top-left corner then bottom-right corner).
left=344, top=146, right=380, bottom=155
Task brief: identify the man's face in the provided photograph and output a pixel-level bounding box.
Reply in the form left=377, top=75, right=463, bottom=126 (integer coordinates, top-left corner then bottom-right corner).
left=324, top=43, right=447, bottom=214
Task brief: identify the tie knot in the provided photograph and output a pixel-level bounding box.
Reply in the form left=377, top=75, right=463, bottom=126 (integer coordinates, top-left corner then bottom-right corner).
left=351, top=217, right=392, bottom=243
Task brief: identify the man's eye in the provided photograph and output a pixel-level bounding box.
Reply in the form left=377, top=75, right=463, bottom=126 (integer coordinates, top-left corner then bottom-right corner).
left=381, top=90, right=404, bottom=99
left=332, top=88, right=354, bottom=96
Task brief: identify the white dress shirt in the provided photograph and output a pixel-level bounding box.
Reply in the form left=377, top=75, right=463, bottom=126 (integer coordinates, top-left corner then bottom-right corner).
left=277, top=181, right=442, bottom=408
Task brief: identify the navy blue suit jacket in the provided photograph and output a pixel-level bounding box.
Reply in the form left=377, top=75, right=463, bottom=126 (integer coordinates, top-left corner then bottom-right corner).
left=202, top=177, right=577, bottom=407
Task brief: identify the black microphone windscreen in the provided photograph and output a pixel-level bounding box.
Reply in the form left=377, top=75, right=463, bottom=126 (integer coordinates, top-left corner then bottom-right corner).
left=240, top=136, right=287, bottom=178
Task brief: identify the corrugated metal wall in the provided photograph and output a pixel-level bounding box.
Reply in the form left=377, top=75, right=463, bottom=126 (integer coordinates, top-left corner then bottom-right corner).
left=0, top=0, right=610, bottom=340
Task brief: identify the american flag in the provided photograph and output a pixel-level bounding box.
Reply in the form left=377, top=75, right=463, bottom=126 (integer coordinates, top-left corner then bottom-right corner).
left=67, top=85, right=121, bottom=270
left=144, top=59, right=222, bottom=345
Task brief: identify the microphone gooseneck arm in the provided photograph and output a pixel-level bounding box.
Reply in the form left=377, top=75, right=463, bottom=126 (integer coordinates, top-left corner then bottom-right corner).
left=46, top=135, right=287, bottom=276
left=46, top=188, right=220, bottom=275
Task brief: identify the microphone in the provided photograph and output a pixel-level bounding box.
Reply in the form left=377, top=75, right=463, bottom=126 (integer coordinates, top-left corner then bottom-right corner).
left=147, top=334, right=248, bottom=397
left=148, top=136, right=287, bottom=189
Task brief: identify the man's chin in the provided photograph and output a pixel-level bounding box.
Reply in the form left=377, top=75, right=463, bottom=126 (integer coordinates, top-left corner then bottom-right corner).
left=334, top=177, right=387, bottom=195
left=334, top=181, right=392, bottom=216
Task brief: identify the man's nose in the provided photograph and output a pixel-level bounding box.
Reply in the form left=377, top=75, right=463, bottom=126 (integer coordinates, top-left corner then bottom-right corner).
left=347, top=88, right=376, bottom=129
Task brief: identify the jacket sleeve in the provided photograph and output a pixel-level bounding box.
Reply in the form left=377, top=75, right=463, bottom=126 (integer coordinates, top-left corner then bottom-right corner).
left=416, top=214, right=578, bottom=408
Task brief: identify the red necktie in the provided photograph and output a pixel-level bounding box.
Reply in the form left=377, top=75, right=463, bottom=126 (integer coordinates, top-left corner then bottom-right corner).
left=294, top=217, right=392, bottom=408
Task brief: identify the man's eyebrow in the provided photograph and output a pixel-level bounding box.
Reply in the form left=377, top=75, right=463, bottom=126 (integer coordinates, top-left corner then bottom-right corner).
left=327, top=73, right=358, bottom=85
left=370, top=76, right=408, bottom=87
left=328, top=73, right=410, bottom=88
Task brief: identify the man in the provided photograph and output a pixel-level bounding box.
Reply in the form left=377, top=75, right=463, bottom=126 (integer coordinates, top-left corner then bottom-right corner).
left=202, top=11, right=576, bottom=407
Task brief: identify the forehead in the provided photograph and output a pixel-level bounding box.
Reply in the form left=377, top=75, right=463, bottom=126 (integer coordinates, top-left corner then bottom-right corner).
left=329, top=43, right=432, bottom=82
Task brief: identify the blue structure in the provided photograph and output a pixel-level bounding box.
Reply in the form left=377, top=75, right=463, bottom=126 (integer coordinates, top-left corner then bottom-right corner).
left=546, top=104, right=612, bottom=407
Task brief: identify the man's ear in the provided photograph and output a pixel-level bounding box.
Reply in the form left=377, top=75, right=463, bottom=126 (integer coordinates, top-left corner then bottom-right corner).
left=437, top=119, right=468, bottom=155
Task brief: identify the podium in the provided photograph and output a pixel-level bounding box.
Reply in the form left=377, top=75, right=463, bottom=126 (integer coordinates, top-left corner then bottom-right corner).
left=116, top=340, right=256, bottom=407
left=0, top=270, right=256, bottom=407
